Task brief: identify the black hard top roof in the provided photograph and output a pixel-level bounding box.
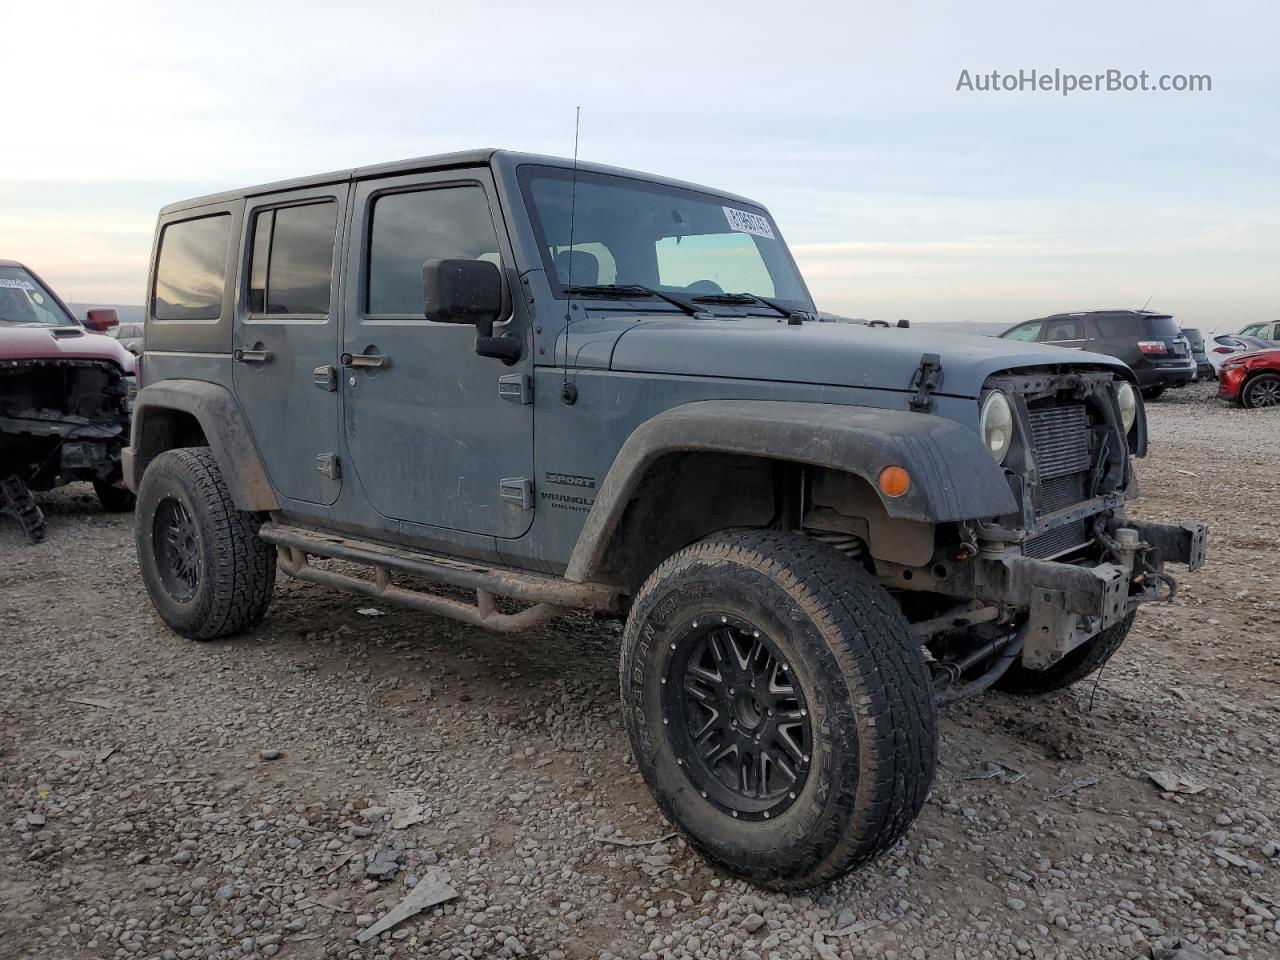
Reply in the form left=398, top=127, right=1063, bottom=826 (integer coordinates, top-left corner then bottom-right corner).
left=159, top=149, right=760, bottom=215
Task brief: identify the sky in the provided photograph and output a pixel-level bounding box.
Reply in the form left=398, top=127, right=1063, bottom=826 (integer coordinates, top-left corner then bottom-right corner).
left=2, top=0, right=1277, bottom=329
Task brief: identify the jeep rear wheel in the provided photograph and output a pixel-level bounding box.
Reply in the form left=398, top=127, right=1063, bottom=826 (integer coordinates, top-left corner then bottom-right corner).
left=995, top=612, right=1135, bottom=695
left=620, top=530, right=937, bottom=890
left=135, top=447, right=275, bottom=640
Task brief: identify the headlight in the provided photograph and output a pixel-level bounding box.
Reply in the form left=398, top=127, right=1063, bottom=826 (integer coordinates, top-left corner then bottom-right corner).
left=979, top=390, right=1013, bottom=464
left=1116, top=381, right=1137, bottom=433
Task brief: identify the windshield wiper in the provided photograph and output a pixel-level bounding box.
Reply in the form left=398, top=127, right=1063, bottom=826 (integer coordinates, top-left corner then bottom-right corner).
left=564, top=283, right=701, bottom=317
left=689, top=292, right=800, bottom=319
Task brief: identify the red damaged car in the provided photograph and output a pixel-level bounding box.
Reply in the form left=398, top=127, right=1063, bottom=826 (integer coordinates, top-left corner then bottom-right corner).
left=1218, top=346, right=1280, bottom=409
left=1, top=259, right=135, bottom=542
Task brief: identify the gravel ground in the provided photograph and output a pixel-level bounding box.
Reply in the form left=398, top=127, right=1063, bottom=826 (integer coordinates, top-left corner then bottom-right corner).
left=2, top=382, right=1278, bottom=960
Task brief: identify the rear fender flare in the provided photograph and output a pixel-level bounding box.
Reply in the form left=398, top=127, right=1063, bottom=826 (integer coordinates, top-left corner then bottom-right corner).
left=125, top=380, right=278, bottom=511
left=564, top=399, right=1017, bottom=582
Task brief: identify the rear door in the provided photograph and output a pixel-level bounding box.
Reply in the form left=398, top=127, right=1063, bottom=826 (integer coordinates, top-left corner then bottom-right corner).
left=233, top=185, right=349, bottom=505
left=339, top=169, right=534, bottom=537
left=1089, top=314, right=1140, bottom=366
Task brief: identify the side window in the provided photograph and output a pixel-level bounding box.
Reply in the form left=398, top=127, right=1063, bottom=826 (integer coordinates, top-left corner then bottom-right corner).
left=1094, top=317, right=1130, bottom=338
left=1043, top=318, right=1083, bottom=341
left=1239, top=323, right=1262, bottom=336
left=367, top=186, right=502, bottom=316
left=154, top=214, right=231, bottom=321
left=1002, top=321, right=1042, bottom=342
left=248, top=201, right=338, bottom=315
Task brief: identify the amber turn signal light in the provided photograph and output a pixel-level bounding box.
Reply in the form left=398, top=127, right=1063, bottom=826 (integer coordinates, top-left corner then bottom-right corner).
left=878, top=465, right=911, bottom=497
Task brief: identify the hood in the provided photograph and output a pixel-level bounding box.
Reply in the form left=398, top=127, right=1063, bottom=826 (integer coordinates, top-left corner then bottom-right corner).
left=586, top=316, right=1127, bottom=398
left=0, top=324, right=136, bottom=373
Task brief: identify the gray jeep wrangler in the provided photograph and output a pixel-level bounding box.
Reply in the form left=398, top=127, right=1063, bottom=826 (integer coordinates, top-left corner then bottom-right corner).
left=126, top=149, right=1207, bottom=890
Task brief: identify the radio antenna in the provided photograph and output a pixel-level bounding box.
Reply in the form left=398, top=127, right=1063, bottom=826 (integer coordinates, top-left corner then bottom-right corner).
left=560, top=106, right=581, bottom=402
left=1138, top=295, right=1153, bottom=312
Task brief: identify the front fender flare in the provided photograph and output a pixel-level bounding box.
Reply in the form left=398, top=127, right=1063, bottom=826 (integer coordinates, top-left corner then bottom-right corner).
left=124, top=380, right=278, bottom=511
left=564, top=399, right=1016, bottom=582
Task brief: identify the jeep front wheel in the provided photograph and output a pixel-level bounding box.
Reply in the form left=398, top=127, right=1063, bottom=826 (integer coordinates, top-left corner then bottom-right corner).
left=135, top=447, right=276, bottom=640
left=995, top=612, right=1135, bottom=695
left=620, top=530, right=937, bottom=890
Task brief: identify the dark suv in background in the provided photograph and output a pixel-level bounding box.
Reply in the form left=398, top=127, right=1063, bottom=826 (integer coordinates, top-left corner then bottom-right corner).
left=999, top=310, right=1195, bottom=399
left=1180, top=328, right=1214, bottom=381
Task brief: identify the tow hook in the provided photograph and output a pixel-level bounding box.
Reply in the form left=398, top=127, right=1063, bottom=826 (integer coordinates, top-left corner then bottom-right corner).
left=1114, top=526, right=1178, bottom=602
left=1113, top=527, right=1144, bottom=570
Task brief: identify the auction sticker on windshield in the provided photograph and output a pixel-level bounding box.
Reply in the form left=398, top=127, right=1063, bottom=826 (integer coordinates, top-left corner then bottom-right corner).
left=723, top=206, right=775, bottom=239
left=0, top=278, right=36, bottom=291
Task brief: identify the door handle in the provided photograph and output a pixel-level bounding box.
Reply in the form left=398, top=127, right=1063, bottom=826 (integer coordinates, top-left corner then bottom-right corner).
left=233, top=348, right=273, bottom=364
left=341, top=352, right=391, bottom=369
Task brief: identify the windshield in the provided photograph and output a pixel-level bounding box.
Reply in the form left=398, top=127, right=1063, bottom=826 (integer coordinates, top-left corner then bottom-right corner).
left=0, top=265, right=76, bottom=326
left=519, top=165, right=811, bottom=310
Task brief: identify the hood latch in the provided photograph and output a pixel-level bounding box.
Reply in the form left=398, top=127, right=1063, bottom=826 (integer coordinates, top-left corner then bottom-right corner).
left=910, top=353, right=944, bottom=413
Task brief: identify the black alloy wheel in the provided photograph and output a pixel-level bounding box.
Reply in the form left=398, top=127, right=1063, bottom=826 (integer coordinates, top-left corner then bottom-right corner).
left=662, top=614, right=812, bottom=821
left=153, top=495, right=201, bottom=602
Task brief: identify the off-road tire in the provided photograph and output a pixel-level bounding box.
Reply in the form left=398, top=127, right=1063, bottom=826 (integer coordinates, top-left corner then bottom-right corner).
left=1241, top=372, right=1280, bottom=409
left=1140, top=386, right=1165, bottom=401
left=93, top=476, right=136, bottom=512
left=995, top=611, right=1136, bottom=695
left=135, top=447, right=275, bottom=640
left=620, top=530, right=937, bottom=890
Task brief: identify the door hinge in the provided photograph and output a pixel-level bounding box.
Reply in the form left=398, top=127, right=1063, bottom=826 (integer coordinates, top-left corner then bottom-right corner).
left=909, top=353, right=944, bottom=413
left=498, top=373, right=532, bottom=404
left=313, top=365, right=337, bottom=391
left=499, top=477, right=533, bottom=509
left=316, top=453, right=341, bottom=480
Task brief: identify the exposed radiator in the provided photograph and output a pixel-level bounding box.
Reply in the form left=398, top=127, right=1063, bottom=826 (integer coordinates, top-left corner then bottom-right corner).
left=1025, top=519, right=1090, bottom=560
left=1027, top=402, right=1090, bottom=479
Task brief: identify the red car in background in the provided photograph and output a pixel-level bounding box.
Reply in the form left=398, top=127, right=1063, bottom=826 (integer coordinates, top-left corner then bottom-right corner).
left=1, top=259, right=135, bottom=542
left=1218, top=347, right=1280, bottom=409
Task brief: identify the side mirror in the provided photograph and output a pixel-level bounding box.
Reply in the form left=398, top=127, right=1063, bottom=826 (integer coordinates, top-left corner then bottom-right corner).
left=83, top=308, right=119, bottom=332
left=423, top=258, right=519, bottom=363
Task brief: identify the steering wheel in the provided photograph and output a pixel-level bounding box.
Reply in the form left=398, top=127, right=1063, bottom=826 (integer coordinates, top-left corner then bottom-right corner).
left=684, top=280, right=723, bottom=294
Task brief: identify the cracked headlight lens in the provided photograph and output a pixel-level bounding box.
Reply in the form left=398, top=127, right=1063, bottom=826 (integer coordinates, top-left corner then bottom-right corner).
left=979, top=390, right=1013, bottom=464
left=1116, top=380, right=1137, bottom=433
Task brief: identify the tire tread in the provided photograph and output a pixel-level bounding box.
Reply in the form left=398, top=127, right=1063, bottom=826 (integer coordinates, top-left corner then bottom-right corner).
left=136, top=447, right=275, bottom=640
left=623, top=530, right=937, bottom=889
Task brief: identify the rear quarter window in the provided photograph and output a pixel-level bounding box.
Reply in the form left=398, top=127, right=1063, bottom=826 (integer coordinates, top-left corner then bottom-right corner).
left=153, top=215, right=231, bottom=321
left=1092, top=316, right=1139, bottom=338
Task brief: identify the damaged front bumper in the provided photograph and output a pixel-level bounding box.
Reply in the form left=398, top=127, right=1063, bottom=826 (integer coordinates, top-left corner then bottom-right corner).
left=966, top=519, right=1207, bottom=669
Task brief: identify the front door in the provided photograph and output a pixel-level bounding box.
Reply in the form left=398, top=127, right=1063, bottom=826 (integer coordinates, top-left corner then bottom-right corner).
left=340, top=170, right=534, bottom=538
left=233, top=186, right=349, bottom=505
